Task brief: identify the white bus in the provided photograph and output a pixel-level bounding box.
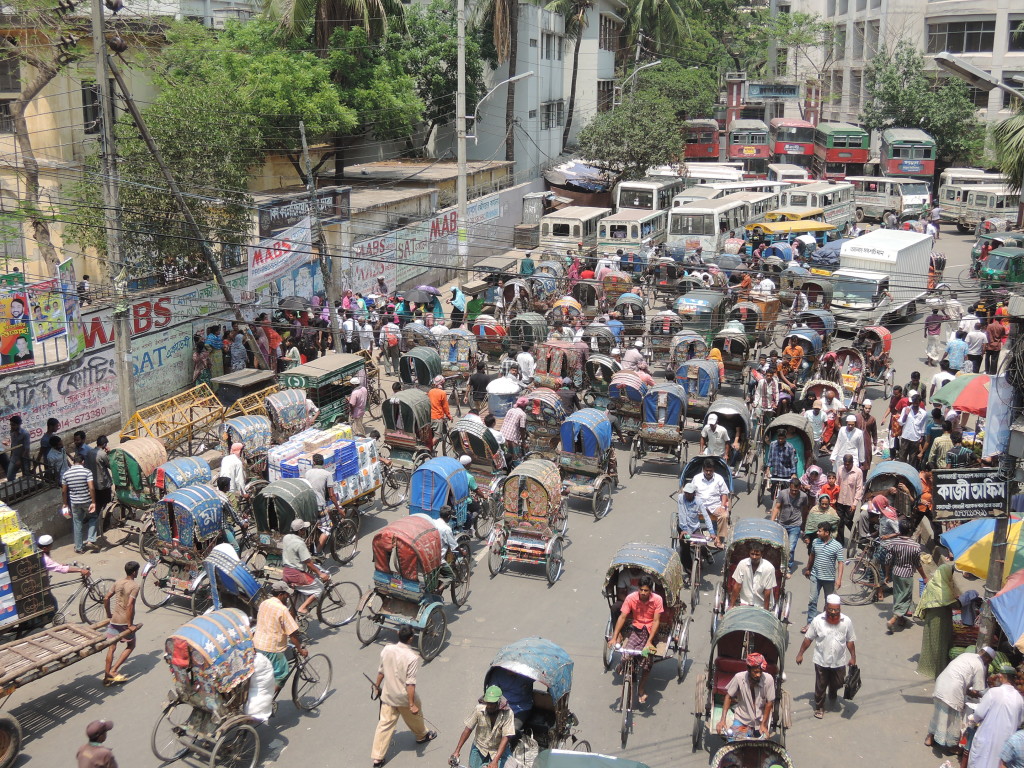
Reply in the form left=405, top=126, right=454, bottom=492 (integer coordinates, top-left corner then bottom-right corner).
left=778, top=180, right=856, bottom=229
left=845, top=176, right=930, bottom=222
left=938, top=168, right=1008, bottom=190
left=680, top=163, right=746, bottom=187
left=597, top=209, right=668, bottom=254
left=767, top=163, right=811, bottom=183
left=948, top=184, right=1020, bottom=233
left=540, top=206, right=611, bottom=253
left=938, top=174, right=1013, bottom=225
left=666, top=191, right=778, bottom=256
left=671, top=181, right=790, bottom=207
left=614, top=177, right=686, bottom=213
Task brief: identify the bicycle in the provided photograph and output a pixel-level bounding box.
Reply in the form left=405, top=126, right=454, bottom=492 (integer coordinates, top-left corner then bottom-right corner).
left=378, top=459, right=412, bottom=510
left=616, top=646, right=646, bottom=748
left=444, top=375, right=465, bottom=418
left=286, top=570, right=364, bottom=633
left=840, top=537, right=884, bottom=606
left=48, top=566, right=114, bottom=625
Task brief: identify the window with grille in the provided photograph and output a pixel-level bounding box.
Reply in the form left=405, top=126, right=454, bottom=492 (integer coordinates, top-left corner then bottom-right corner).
left=541, top=101, right=564, bottom=130
left=597, top=80, right=614, bottom=112
left=927, top=19, right=995, bottom=54
left=0, top=49, right=17, bottom=93
left=82, top=83, right=101, bottom=135
left=599, top=15, right=620, bottom=52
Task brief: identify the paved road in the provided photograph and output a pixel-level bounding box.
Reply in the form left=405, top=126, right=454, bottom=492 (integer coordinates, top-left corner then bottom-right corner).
left=9, top=228, right=982, bottom=768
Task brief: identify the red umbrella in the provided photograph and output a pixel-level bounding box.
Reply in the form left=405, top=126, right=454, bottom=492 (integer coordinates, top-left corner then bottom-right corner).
left=946, top=373, right=991, bottom=416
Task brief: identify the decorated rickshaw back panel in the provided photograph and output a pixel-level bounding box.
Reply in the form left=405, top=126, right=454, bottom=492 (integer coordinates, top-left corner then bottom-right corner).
left=372, top=516, right=443, bottom=581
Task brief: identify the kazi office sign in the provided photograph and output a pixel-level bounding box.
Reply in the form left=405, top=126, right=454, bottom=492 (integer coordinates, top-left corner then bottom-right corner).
left=934, top=468, right=1008, bottom=520
left=748, top=83, right=800, bottom=100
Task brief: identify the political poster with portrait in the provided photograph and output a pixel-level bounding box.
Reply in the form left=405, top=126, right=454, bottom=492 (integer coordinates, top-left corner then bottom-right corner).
left=0, top=289, right=34, bottom=370
left=29, top=278, right=66, bottom=342
left=58, top=258, right=86, bottom=359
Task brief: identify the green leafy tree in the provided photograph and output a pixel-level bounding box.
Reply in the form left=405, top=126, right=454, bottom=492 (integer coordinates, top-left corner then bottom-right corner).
left=724, top=11, right=835, bottom=80
left=632, top=59, right=716, bottom=121
left=623, top=0, right=695, bottom=54
left=994, top=107, right=1024, bottom=193
left=261, top=0, right=405, bottom=53
left=576, top=93, right=685, bottom=180
left=861, top=39, right=984, bottom=168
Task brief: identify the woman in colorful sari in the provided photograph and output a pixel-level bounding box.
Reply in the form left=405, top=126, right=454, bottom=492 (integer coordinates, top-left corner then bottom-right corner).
left=915, top=560, right=959, bottom=678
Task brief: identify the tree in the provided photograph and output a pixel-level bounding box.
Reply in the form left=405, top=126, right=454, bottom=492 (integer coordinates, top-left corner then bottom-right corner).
left=632, top=59, right=716, bottom=122
left=622, top=0, right=695, bottom=55
left=861, top=39, right=984, bottom=168
left=724, top=11, right=835, bottom=81
left=545, top=0, right=594, bottom=151
left=994, top=108, right=1024, bottom=193
left=261, top=0, right=405, bottom=53
left=576, top=94, right=685, bottom=180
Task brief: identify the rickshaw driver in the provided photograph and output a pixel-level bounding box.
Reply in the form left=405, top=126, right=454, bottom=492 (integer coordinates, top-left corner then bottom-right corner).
left=728, top=543, right=777, bottom=610
left=716, top=653, right=776, bottom=739
left=752, top=367, right=780, bottom=420
left=693, top=458, right=731, bottom=542
left=608, top=576, right=663, bottom=704
left=305, top=453, right=343, bottom=554
left=676, top=483, right=720, bottom=581
left=281, top=519, right=331, bottom=616
left=429, top=376, right=453, bottom=440
left=764, top=430, right=797, bottom=484
left=459, top=455, right=488, bottom=525
left=253, top=581, right=308, bottom=693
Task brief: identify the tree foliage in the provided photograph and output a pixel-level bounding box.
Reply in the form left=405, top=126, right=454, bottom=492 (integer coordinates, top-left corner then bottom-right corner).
left=576, top=94, right=685, bottom=180
left=632, top=59, right=716, bottom=121
left=994, top=107, right=1024, bottom=193
left=861, top=40, right=984, bottom=168
left=724, top=10, right=836, bottom=79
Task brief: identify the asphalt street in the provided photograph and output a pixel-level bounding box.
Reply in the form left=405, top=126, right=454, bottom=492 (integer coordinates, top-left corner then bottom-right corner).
left=9, top=226, right=985, bottom=768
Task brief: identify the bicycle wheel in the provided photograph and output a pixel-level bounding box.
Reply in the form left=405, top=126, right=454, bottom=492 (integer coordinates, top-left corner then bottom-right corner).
left=592, top=479, right=613, bottom=521
left=546, top=538, right=564, bottom=585
left=356, top=594, right=384, bottom=645
left=292, top=653, right=333, bottom=711
left=620, top=667, right=633, bottom=748
left=318, top=581, right=362, bottom=628
left=690, top=558, right=701, bottom=611
left=136, top=521, right=158, bottom=559
left=328, top=518, right=359, bottom=565
left=473, top=498, right=495, bottom=540
left=487, top=535, right=505, bottom=577
left=451, top=554, right=472, bottom=607
left=841, top=560, right=881, bottom=606
left=210, top=722, right=260, bottom=768
left=140, top=561, right=171, bottom=608
left=418, top=608, right=448, bottom=661
left=78, top=578, right=114, bottom=624
left=244, top=545, right=268, bottom=577
left=572, top=740, right=592, bottom=752
left=190, top=576, right=213, bottom=617
left=151, top=702, right=190, bottom=762
left=380, top=467, right=411, bottom=510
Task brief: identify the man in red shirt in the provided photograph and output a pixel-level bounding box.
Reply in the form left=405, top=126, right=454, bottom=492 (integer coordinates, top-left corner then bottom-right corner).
left=608, top=576, right=664, bottom=703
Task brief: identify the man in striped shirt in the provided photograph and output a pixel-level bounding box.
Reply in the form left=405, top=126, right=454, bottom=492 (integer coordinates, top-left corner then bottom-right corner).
left=882, top=518, right=927, bottom=633
left=944, top=431, right=976, bottom=469
left=802, top=522, right=844, bottom=633
left=62, top=453, right=97, bottom=554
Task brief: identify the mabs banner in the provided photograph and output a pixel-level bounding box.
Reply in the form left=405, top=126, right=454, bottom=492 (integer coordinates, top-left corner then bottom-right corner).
left=247, top=217, right=313, bottom=291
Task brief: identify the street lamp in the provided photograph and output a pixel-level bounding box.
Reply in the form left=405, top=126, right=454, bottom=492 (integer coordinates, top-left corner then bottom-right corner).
left=934, top=52, right=1024, bottom=100
left=466, top=71, right=537, bottom=143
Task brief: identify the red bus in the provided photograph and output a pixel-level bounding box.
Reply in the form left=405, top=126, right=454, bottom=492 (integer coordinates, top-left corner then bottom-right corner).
left=880, top=128, right=936, bottom=181
left=811, top=122, right=870, bottom=180
left=769, top=117, right=815, bottom=167
left=727, top=119, right=769, bottom=178
left=684, top=119, right=720, bottom=161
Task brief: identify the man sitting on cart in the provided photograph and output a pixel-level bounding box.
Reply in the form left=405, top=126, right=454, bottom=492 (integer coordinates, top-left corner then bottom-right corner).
left=716, top=653, right=776, bottom=740
left=281, top=519, right=331, bottom=616
left=608, top=575, right=663, bottom=704
left=728, top=543, right=777, bottom=611
left=693, top=458, right=732, bottom=542
left=676, top=483, right=720, bottom=582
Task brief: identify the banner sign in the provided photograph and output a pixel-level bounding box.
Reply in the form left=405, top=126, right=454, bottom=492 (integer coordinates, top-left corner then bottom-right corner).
left=247, top=217, right=313, bottom=291
left=257, top=188, right=350, bottom=238
left=0, top=273, right=25, bottom=288
left=58, top=258, right=87, bottom=359
left=0, top=289, right=34, bottom=371
left=934, top=468, right=1007, bottom=520
left=29, top=278, right=66, bottom=342
left=748, top=83, right=800, bottom=100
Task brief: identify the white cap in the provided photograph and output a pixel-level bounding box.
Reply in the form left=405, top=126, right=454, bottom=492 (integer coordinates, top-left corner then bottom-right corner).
left=982, top=646, right=996, bottom=657
left=682, top=483, right=697, bottom=494
left=707, top=414, right=718, bottom=426
left=459, top=455, right=472, bottom=466
left=290, top=519, right=310, bottom=532
left=611, top=348, right=621, bottom=356
left=38, top=534, right=53, bottom=547
left=862, top=399, right=872, bottom=407
left=907, top=389, right=918, bottom=398
left=634, top=339, right=643, bottom=348
left=846, top=414, right=856, bottom=423
left=826, top=594, right=842, bottom=605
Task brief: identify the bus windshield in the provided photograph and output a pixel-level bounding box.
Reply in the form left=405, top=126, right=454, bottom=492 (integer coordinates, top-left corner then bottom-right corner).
left=620, top=190, right=654, bottom=209
left=776, top=126, right=814, bottom=143
left=832, top=276, right=879, bottom=303
left=670, top=214, right=714, bottom=236
left=897, top=182, right=929, bottom=196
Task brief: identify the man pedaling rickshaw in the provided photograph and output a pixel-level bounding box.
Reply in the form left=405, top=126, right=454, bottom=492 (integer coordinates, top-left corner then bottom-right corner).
left=412, top=505, right=464, bottom=595
left=459, top=455, right=488, bottom=526
left=608, top=575, right=663, bottom=704
left=716, top=652, right=776, bottom=740
left=281, top=518, right=331, bottom=616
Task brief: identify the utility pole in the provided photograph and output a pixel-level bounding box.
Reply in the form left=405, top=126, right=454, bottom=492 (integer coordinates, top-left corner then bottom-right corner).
left=90, top=0, right=135, bottom=420
left=456, top=0, right=469, bottom=272
left=299, top=121, right=343, bottom=353
left=105, top=56, right=269, bottom=370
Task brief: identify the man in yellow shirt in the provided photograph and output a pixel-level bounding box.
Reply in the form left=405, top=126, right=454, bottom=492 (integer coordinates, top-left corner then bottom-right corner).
left=252, top=581, right=306, bottom=691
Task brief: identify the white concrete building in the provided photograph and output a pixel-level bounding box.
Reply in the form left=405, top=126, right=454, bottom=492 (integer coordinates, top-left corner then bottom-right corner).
left=562, top=0, right=626, bottom=146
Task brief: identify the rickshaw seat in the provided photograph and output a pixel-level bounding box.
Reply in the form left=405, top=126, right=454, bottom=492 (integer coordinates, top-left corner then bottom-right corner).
left=532, top=689, right=555, bottom=712
left=713, top=656, right=778, bottom=695
left=385, top=430, right=419, bottom=449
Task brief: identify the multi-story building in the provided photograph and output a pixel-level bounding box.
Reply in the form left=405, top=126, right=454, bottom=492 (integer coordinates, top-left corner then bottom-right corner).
left=563, top=0, right=626, bottom=145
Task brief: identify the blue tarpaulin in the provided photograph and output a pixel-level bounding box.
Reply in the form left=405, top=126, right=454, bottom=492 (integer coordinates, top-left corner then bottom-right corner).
left=560, top=408, right=612, bottom=457
left=866, top=460, right=924, bottom=497
left=487, top=637, right=573, bottom=704
left=643, top=383, right=688, bottom=425
left=158, top=484, right=224, bottom=548
left=609, top=373, right=647, bottom=402
left=158, top=457, right=211, bottom=492
left=676, top=360, right=720, bottom=399
left=409, top=456, right=469, bottom=517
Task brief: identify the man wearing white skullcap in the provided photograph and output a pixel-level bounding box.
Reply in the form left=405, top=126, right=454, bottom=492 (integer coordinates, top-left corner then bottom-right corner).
left=796, top=594, right=856, bottom=719
left=38, top=534, right=90, bottom=578
left=926, top=646, right=996, bottom=750
left=700, top=413, right=730, bottom=461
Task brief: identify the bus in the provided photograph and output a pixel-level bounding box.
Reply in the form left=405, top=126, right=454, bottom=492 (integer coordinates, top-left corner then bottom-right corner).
left=811, top=122, right=870, bottom=180
left=879, top=128, right=936, bottom=180
left=666, top=191, right=778, bottom=257
left=614, top=177, right=686, bottom=213
left=777, top=180, right=855, bottom=230
left=948, top=185, right=1019, bottom=233
left=539, top=206, right=611, bottom=253
left=684, top=118, right=721, bottom=161
left=938, top=175, right=1011, bottom=225
left=938, top=168, right=1008, bottom=190
left=597, top=209, right=668, bottom=254
left=769, top=117, right=815, bottom=167
left=845, top=176, right=930, bottom=222
left=727, top=119, right=770, bottom=178
left=681, top=163, right=745, bottom=187
left=767, top=164, right=810, bottom=183
left=672, top=181, right=790, bottom=207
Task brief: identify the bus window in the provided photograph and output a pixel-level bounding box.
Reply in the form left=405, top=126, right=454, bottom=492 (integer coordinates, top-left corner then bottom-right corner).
left=573, top=225, right=581, bottom=237
left=788, top=192, right=809, bottom=206
left=670, top=214, right=714, bottom=236
left=552, top=223, right=570, bottom=237
left=542, top=223, right=550, bottom=236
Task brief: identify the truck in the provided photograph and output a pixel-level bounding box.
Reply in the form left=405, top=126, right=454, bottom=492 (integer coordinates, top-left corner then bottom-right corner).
left=830, top=229, right=932, bottom=332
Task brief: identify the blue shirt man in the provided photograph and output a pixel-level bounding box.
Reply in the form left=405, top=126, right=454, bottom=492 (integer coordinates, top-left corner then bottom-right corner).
left=945, top=333, right=969, bottom=372
left=606, top=317, right=624, bottom=341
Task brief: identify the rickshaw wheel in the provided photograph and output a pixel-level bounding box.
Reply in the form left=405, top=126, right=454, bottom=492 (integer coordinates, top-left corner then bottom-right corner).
left=710, top=612, right=719, bottom=638
left=628, top=439, right=642, bottom=477
left=553, top=503, right=569, bottom=536
left=592, top=479, right=613, bottom=521
left=318, top=581, right=362, bottom=627
left=418, top=608, right=448, bottom=661
left=473, top=498, right=495, bottom=540
left=190, top=575, right=213, bottom=617
left=545, top=538, right=564, bottom=585
left=572, top=740, right=592, bottom=752
left=151, top=703, right=190, bottom=762
left=602, top=616, right=614, bottom=670
left=690, top=560, right=701, bottom=610
left=292, top=653, right=333, bottom=711
left=451, top=550, right=472, bottom=607
left=691, top=713, right=703, bottom=752
left=582, top=392, right=595, bottom=407
left=243, top=547, right=268, bottom=577
left=380, top=467, right=411, bottom=510
left=747, top=452, right=760, bottom=494
left=713, top=583, right=724, bottom=615
left=136, top=521, right=158, bottom=560
left=328, top=518, right=359, bottom=565
left=209, top=722, right=260, bottom=768
left=79, top=578, right=114, bottom=624
left=487, top=535, right=505, bottom=577
left=676, top=616, right=691, bottom=683
left=356, top=594, right=384, bottom=645
left=140, top=561, right=172, bottom=608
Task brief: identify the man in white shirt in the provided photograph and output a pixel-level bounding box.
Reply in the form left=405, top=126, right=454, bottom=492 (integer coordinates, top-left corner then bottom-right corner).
left=622, top=340, right=645, bottom=371
left=219, top=443, right=247, bottom=494
left=965, top=322, right=987, bottom=374
left=693, top=458, right=731, bottom=541
left=342, top=314, right=358, bottom=353
left=412, top=509, right=458, bottom=557
left=700, top=414, right=730, bottom=461
left=830, top=415, right=865, bottom=466
left=926, top=647, right=993, bottom=750
left=757, top=275, right=776, bottom=293
left=795, top=594, right=856, bottom=719
left=729, top=543, right=777, bottom=609
left=359, top=320, right=374, bottom=351
left=929, top=360, right=955, bottom=400
left=898, top=394, right=928, bottom=466
left=430, top=321, right=449, bottom=338
left=515, top=345, right=536, bottom=381
left=958, top=312, right=979, bottom=335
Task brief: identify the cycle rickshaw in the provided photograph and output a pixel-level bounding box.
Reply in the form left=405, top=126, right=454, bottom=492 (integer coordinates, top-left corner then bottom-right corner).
left=580, top=323, right=616, bottom=356
left=602, top=543, right=691, bottom=746
left=508, top=312, right=550, bottom=350
left=487, top=459, right=568, bottom=584
left=570, top=279, right=603, bottom=318
left=402, top=321, right=438, bottom=351
left=711, top=518, right=792, bottom=626
left=727, top=297, right=780, bottom=347
left=777, top=266, right=809, bottom=309
left=484, top=638, right=591, bottom=757
left=557, top=408, right=616, bottom=520
left=702, top=398, right=756, bottom=482
left=523, top=389, right=568, bottom=459
left=669, top=330, right=710, bottom=368
left=108, top=436, right=168, bottom=549
left=602, top=270, right=633, bottom=306
left=440, top=328, right=478, bottom=377
left=613, top=293, right=646, bottom=341
left=676, top=359, right=722, bottom=426
left=712, top=328, right=753, bottom=386
left=222, top=415, right=272, bottom=481
left=409, top=456, right=473, bottom=536
left=150, top=608, right=333, bottom=768
left=781, top=328, right=823, bottom=381
left=864, top=460, right=923, bottom=522
left=502, top=279, right=535, bottom=319
left=794, top=309, right=837, bottom=345
left=830, top=346, right=868, bottom=405
left=801, top=275, right=834, bottom=309
left=447, top=417, right=505, bottom=538
left=608, top=372, right=648, bottom=442
left=629, top=383, right=690, bottom=476
left=710, top=738, right=795, bottom=768
left=692, top=605, right=792, bottom=752
left=355, top=516, right=457, bottom=660
left=854, top=325, right=895, bottom=398
left=648, top=310, right=684, bottom=360
left=582, top=354, right=621, bottom=409
left=265, top=388, right=316, bottom=443
left=548, top=296, right=585, bottom=325
left=534, top=340, right=589, bottom=390
left=758, top=414, right=814, bottom=502
left=381, top=388, right=435, bottom=470
left=679, top=455, right=738, bottom=516
left=674, top=291, right=731, bottom=345
left=400, top=347, right=443, bottom=390
left=471, top=314, right=509, bottom=360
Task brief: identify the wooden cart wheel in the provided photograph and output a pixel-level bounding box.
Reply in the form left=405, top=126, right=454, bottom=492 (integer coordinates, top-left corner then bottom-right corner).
left=0, top=714, right=21, bottom=768
left=418, top=607, right=448, bottom=662
left=209, top=722, right=260, bottom=768
left=151, top=703, right=189, bottom=763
